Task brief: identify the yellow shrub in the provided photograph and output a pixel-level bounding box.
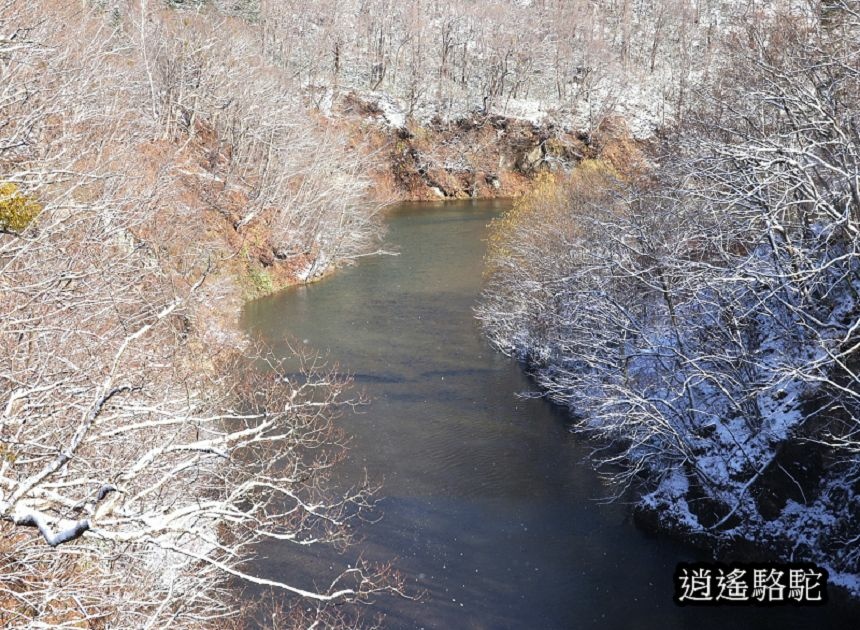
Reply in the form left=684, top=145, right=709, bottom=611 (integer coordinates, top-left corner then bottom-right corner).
left=0, top=182, right=41, bottom=233
left=485, top=160, right=623, bottom=275
left=486, top=171, right=560, bottom=266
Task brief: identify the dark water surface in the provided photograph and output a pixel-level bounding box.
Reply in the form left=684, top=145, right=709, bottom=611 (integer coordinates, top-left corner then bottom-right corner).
left=242, top=201, right=857, bottom=629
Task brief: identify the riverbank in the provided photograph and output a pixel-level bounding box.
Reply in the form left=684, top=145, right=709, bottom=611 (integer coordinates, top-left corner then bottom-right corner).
left=224, top=98, right=644, bottom=310
left=476, top=79, right=860, bottom=605
left=322, top=90, right=647, bottom=202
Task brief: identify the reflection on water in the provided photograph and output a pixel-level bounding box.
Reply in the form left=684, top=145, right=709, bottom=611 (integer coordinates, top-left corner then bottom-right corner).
left=242, top=201, right=856, bottom=629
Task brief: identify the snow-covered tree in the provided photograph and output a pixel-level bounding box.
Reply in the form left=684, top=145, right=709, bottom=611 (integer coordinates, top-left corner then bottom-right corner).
left=0, top=2, right=397, bottom=626
left=479, top=0, right=860, bottom=594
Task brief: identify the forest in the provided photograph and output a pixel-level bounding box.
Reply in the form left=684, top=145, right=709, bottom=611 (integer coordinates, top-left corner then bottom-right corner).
left=479, top=0, right=860, bottom=599
left=1, top=0, right=859, bottom=627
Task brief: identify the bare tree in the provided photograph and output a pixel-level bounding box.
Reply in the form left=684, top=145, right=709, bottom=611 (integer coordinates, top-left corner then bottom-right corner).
left=0, top=2, right=400, bottom=626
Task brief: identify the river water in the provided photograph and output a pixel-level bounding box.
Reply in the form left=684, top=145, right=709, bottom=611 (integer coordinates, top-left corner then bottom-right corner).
left=242, top=200, right=855, bottom=629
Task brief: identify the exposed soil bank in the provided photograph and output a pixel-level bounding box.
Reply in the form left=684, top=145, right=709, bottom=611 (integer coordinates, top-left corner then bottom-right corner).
left=333, top=91, right=641, bottom=201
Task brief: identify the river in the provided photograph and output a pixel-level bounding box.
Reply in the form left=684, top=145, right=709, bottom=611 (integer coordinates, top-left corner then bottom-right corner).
left=242, top=200, right=855, bottom=629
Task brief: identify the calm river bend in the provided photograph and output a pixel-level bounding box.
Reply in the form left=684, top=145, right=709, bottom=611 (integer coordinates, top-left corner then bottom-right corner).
left=242, top=200, right=855, bottom=629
